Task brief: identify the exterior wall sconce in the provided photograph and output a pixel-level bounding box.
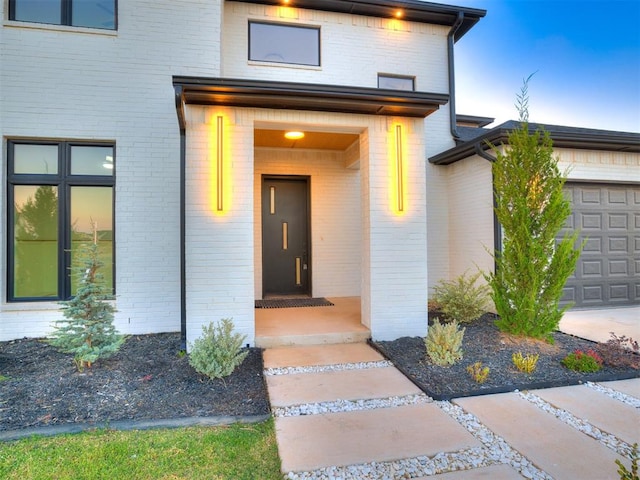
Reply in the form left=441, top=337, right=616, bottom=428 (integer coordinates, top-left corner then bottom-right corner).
left=395, top=124, right=404, bottom=212
left=216, top=115, right=224, bottom=211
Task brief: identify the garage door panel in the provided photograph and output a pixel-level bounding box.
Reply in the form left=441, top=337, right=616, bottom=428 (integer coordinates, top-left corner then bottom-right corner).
left=561, top=183, right=639, bottom=308
left=608, top=236, right=629, bottom=253
left=580, top=188, right=602, bottom=204
left=581, top=213, right=602, bottom=229
left=582, top=260, right=602, bottom=277
left=608, top=259, right=629, bottom=276
left=608, top=213, right=628, bottom=229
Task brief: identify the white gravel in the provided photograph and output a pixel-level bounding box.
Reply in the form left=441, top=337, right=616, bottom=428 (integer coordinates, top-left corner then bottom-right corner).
left=264, top=361, right=393, bottom=376
left=273, top=394, right=431, bottom=417
left=586, top=381, right=640, bottom=408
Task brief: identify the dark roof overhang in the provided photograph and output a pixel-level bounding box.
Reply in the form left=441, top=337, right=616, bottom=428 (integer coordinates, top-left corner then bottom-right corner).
left=429, top=121, right=640, bottom=165
left=230, top=0, right=485, bottom=41
left=173, top=77, right=449, bottom=128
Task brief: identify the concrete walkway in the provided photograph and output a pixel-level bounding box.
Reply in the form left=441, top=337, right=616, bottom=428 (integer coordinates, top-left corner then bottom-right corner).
left=265, top=338, right=640, bottom=478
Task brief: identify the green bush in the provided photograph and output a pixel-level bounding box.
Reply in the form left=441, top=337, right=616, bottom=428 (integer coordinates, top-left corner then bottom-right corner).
left=485, top=76, right=581, bottom=342
left=189, top=318, right=248, bottom=380
left=512, top=352, right=539, bottom=374
left=48, top=242, right=124, bottom=370
left=561, top=349, right=603, bottom=373
left=425, top=318, right=465, bottom=366
left=466, top=362, right=490, bottom=383
left=432, top=272, right=490, bottom=323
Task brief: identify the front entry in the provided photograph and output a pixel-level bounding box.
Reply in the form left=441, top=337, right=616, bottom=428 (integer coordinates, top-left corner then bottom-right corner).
left=262, top=177, right=310, bottom=297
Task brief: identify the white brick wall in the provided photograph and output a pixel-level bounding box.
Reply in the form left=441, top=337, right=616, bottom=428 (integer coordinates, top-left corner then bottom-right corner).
left=223, top=2, right=449, bottom=92
left=1, top=0, right=223, bottom=340
left=557, top=149, right=640, bottom=183
left=446, top=156, right=494, bottom=280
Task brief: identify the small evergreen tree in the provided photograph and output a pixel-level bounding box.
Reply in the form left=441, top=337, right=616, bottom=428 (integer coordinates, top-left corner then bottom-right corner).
left=486, top=75, right=582, bottom=342
left=48, top=241, right=124, bottom=370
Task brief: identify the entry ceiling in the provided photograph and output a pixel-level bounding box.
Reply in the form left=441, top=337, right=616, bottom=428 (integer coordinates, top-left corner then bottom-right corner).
left=254, top=129, right=359, bottom=150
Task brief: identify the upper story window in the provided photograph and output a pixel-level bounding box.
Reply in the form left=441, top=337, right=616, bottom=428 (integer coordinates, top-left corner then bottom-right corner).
left=378, top=74, right=415, bottom=91
left=249, top=21, right=320, bottom=66
left=9, top=0, right=117, bottom=30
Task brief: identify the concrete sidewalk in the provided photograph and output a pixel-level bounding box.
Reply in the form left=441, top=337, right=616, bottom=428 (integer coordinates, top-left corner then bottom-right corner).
left=265, top=341, right=639, bottom=479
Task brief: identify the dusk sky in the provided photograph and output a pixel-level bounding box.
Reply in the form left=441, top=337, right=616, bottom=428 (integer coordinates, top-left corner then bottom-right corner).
left=451, top=0, right=640, bottom=132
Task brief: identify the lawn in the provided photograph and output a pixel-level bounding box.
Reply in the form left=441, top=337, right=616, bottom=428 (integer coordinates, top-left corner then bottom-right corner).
left=0, top=419, right=282, bottom=480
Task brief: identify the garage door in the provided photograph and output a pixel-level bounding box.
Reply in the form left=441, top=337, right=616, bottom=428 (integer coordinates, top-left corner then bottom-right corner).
left=561, top=183, right=640, bottom=308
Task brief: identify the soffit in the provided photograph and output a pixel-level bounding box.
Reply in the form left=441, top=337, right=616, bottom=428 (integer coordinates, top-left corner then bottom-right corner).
left=255, top=129, right=359, bottom=150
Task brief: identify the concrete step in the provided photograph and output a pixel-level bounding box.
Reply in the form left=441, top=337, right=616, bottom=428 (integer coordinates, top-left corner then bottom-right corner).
left=264, top=342, right=384, bottom=369
left=275, top=402, right=481, bottom=473
left=455, top=391, right=626, bottom=480
left=266, top=366, right=421, bottom=407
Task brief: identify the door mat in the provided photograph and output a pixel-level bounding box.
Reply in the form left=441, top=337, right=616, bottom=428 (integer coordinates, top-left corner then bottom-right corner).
left=255, top=298, right=334, bottom=309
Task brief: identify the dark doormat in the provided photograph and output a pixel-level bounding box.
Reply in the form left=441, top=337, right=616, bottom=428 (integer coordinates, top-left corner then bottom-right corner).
left=255, top=298, right=334, bottom=309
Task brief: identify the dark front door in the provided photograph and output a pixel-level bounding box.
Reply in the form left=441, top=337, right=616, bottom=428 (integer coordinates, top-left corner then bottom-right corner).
left=262, top=177, right=310, bottom=297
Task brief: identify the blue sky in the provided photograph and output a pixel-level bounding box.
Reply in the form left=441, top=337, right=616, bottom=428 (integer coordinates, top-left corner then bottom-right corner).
left=452, top=0, right=640, bottom=132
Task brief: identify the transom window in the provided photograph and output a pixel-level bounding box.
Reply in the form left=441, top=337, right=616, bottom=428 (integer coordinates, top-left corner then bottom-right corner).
left=378, top=74, right=415, bottom=91
left=7, top=141, right=115, bottom=301
left=249, top=21, right=320, bottom=66
left=9, top=0, right=117, bottom=30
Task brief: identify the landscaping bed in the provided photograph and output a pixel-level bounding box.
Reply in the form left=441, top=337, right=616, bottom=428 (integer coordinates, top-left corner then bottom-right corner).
left=373, top=313, right=640, bottom=401
left=0, top=332, right=270, bottom=432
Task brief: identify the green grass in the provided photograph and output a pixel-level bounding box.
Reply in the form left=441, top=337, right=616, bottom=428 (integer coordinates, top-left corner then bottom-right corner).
left=0, top=419, right=282, bottom=480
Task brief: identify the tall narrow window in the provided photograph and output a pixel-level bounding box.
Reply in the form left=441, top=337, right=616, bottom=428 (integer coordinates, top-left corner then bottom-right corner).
left=8, top=140, right=115, bottom=301
left=249, top=21, right=320, bottom=66
left=10, top=0, right=116, bottom=30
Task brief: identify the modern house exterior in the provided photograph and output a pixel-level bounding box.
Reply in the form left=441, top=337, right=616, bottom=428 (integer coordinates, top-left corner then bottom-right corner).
left=1, top=0, right=638, bottom=347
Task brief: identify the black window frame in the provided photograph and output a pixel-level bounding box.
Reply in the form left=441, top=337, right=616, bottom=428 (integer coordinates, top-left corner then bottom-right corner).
left=248, top=20, right=321, bottom=67
left=378, top=73, right=416, bottom=91
left=8, top=0, right=118, bottom=30
left=7, top=139, right=116, bottom=302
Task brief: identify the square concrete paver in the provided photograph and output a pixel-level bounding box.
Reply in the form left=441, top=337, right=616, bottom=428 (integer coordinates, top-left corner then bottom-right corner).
left=267, top=366, right=421, bottom=407
left=275, top=402, right=480, bottom=473
left=264, top=342, right=383, bottom=369
left=534, top=384, right=640, bottom=445
left=455, top=392, right=625, bottom=480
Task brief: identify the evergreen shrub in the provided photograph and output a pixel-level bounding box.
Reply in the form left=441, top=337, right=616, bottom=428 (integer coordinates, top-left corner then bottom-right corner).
left=189, top=318, right=248, bottom=380
left=432, top=271, right=490, bottom=323
left=485, top=76, right=581, bottom=342
left=48, top=242, right=124, bottom=370
left=425, top=318, right=465, bottom=366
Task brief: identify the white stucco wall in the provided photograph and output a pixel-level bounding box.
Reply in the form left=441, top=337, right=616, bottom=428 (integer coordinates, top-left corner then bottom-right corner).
left=1, top=0, right=223, bottom=340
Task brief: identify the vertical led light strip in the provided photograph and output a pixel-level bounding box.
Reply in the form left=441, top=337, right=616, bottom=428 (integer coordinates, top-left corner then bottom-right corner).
left=395, top=124, right=404, bottom=212
left=216, top=116, right=224, bottom=211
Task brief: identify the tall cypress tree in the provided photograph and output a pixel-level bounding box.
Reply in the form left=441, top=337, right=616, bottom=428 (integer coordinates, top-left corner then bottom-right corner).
left=487, top=77, right=582, bottom=342
left=48, top=241, right=124, bottom=370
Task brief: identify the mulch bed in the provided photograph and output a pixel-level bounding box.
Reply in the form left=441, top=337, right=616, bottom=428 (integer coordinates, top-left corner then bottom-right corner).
left=373, top=313, right=640, bottom=401
left=0, top=333, right=270, bottom=432
left=2, top=314, right=639, bottom=432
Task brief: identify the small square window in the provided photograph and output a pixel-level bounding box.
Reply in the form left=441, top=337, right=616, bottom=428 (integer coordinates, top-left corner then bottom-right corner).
left=249, top=21, right=320, bottom=66
left=378, top=74, right=415, bottom=91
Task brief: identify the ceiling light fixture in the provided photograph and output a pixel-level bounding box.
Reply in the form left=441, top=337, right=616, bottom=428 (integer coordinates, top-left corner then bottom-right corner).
left=284, top=131, right=305, bottom=140
left=394, top=9, right=403, bottom=18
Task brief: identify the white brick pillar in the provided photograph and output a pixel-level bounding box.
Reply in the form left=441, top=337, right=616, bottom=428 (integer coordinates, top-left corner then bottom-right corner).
left=362, top=118, right=428, bottom=341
